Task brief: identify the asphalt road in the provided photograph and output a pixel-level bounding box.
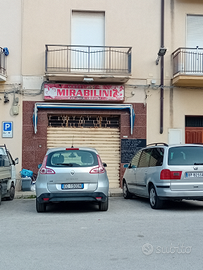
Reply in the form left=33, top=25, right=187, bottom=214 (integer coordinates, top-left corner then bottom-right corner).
left=1, top=197, right=203, bottom=270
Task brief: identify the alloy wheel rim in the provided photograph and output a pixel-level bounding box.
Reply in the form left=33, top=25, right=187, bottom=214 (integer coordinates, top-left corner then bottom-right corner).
left=150, top=188, right=156, bottom=206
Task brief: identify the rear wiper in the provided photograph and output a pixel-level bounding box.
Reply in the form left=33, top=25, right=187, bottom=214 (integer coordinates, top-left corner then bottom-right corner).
left=56, top=163, right=73, bottom=167
left=194, top=163, right=203, bottom=165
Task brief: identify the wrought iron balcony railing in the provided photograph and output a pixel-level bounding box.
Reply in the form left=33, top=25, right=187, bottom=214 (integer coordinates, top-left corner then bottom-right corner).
left=0, top=47, right=7, bottom=78
left=172, top=47, right=203, bottom=76
left=45, top=45, right=132, bottom=75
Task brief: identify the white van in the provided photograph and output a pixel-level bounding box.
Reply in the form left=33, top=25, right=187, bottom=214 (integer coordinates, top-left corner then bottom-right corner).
left=0, top=145, right=19, bottom=203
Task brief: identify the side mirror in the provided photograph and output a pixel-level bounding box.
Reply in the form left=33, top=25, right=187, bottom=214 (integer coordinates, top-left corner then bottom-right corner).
left=103, top=163, right=107, bottom=167
left=38, top=164, right=42, bottom=169
left=123, top=164, right=129, bottom=168
left=14, top=158, right=19, bottom=165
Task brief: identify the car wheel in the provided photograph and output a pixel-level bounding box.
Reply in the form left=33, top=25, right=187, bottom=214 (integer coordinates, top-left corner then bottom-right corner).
left=149, top=184, right=163, bottom=209
left=7, top=185, right=15, bottom=200
left=123, top=181, right=132, bottom=199
left=99, top=197, right=108, bottom=211
left=36, top=199, right=46, bottom=212
left=0, top=185, right=2, bottom=205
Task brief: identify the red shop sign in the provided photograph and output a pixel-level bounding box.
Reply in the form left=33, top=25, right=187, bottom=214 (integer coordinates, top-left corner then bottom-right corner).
left=44, top=83, right=124, bottom=101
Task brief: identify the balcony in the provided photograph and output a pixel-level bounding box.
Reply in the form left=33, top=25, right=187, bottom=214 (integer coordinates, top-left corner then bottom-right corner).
left=172, top=47, right=203, bottom=87
left=45, top=45, right=132, bottom=83
left=0, top=47, right=7, bottom=82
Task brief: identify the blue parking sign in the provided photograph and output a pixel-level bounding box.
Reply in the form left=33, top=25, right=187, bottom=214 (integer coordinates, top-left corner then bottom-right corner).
left=2, top=121, right=13, bottom=138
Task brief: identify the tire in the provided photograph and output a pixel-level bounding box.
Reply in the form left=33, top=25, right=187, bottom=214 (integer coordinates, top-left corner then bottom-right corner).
left=0, top=185, right=2, bottom=206
left=123, top=181, right=132, bottom=199
left=149, top=184, right=163, bottom=209
left=7, top=185, right=15, bottom=200
left=99, top=197, right=108, bottom=211
left=36, top=199, right=46, bottom=212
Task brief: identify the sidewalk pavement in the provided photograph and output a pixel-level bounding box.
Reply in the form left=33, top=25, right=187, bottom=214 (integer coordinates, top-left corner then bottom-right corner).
left=15, top=188, right=123, bottom=199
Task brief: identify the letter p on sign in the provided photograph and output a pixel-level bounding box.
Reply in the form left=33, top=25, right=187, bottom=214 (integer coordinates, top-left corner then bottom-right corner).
left=2, top=121, right=13, bottom=138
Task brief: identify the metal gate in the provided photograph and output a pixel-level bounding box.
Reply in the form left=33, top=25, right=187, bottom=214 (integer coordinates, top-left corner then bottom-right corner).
left=47, top=115, right=121, bottom=188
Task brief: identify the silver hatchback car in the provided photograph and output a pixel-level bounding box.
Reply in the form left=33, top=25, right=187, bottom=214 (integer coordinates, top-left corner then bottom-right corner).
left=35, top=147, right=109, bottom=212
left=122, top=143, right=203, bottom=209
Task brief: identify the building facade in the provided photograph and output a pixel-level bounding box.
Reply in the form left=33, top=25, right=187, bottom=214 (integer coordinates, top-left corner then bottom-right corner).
left=0, top=0, right=22, bottom=189
left=1, top=0, right=203, bottom=189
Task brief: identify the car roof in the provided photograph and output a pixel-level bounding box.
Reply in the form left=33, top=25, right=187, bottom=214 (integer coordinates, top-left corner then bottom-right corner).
left=145, top=143, right=203, bottom=149
left=46, top=147, right=98, bottom=155
left=168, top=144, right=203, bottom=147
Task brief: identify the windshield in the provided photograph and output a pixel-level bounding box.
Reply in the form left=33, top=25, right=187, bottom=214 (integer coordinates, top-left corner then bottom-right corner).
left=0, top=147, right=9, bottom=167
left=168, top=146, right=203, bottom=165
left=46, top=150, right=98, bottom=167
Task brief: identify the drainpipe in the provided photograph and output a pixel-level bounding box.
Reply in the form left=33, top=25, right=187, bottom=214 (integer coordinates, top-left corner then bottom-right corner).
left=160, top=0, right=164, bottom=134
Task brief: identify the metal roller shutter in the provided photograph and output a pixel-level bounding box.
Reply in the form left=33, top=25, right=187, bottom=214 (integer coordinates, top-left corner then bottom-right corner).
left=47, top=126, right=120, bottom=188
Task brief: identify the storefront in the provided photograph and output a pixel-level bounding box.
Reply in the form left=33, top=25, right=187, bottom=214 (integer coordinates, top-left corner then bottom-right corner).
left=22, top=83, right=146, bottom=188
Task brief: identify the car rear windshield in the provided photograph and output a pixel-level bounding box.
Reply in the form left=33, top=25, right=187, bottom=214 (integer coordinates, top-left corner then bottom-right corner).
left=168, top=146, right=203, bottom=165
left=46, top=150, right=98, bottom=167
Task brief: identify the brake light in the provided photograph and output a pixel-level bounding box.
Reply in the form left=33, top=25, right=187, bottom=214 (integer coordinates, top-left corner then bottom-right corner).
left=40, top=168, right=55, bottom=174
left=66, top=148, right=79, bottom=150
left=89, top=155, right=106, bottom=174
left=160, top=169, right=182, bottom=180
left=39, top=155, right=56, bottom=174
left=89, top=166, right=106, bottom=174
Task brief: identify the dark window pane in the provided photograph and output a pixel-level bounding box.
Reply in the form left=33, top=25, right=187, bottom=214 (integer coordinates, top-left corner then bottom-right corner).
left=149, top=148, right=164, bottom=167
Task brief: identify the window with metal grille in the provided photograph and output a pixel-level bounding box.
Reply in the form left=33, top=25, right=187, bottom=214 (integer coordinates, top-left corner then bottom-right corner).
left=48, top=115, right=120, bottom=128
left=185, top=116, right=203, bottom=127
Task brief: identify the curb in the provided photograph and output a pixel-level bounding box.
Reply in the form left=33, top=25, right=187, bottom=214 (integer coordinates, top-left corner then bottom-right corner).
left=15, top=191, right=36, bottom=199
left=15, top=189, right=123, bottom=199
left=108, top=189, right=123, bottom=197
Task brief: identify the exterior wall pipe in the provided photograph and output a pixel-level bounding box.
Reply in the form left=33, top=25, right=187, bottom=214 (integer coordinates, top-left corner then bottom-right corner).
left=160, top=0, right=164, bottom=134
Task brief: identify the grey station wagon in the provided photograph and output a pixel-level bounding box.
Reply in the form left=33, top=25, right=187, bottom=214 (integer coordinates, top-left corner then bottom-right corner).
left=35, top=147, right=109, bottom=212
left=122, top=143, right=203, bottom=209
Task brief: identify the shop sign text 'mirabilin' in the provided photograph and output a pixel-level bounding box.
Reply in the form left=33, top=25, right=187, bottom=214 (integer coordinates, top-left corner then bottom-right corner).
left=44, top=83, right=124, bottom=101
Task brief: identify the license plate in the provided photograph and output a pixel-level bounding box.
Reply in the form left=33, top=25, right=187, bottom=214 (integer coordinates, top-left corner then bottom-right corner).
left=61, top=183, right=84, bottom=190
left=186, top=172, right=203, bottom=178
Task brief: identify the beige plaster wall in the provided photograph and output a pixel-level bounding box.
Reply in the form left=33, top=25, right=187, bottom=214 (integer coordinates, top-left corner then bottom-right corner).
left=0, top=0, right=22, bottom=182
left=22, top=0, right=160, bottom=80
left=21, top=0, right=203, bottom=146
left=147, top=0, right=203, bottom=144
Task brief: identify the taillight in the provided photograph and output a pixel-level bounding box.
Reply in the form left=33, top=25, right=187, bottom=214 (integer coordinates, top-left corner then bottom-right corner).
left=89, top=166, right=105, bottom=174
left=40, top=168, right=55, bottom=174
left=39, top=155, right=56, bottom=174
left=89, top=155, right=105, bottom=174
left=160, top=169, right=182, bottom=180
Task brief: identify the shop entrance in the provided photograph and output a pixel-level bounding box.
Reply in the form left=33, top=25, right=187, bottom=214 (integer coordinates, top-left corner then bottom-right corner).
left=47, top=115, right=121, bottom=188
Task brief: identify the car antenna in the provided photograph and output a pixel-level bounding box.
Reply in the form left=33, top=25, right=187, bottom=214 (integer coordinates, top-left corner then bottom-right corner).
left=71, top=136, right=74, bottom=148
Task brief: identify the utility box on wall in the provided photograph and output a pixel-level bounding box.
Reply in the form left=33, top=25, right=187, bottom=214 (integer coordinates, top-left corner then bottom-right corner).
left=168, top=129, right=182, bottom=144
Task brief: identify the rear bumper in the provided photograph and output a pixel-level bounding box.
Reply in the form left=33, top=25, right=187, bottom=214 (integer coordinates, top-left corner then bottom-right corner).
left=156, top=186, right=203, bottom=200
left=37, top=192, right=108, bottom=203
